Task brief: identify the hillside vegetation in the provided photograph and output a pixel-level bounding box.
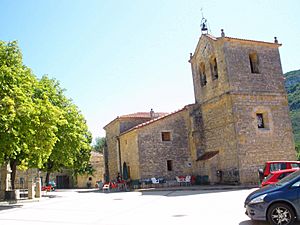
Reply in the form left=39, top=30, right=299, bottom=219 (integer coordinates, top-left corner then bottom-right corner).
left=285, top=69, right=300, bottom=152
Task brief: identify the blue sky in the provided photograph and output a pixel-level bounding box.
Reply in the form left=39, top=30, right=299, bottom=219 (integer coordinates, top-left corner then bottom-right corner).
left=1, top=0, right=299, bottom=140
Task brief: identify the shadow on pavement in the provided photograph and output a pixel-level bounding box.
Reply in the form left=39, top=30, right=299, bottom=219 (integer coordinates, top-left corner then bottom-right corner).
left=0, top=205, right=23, bottom=211
left=239, top=220, right=268, bottom=225
left=76, top=189, right=101, bottom=194
left=42, top=194, right=62, bottom=198
left=141, top=188, right=248, bottom=197
left=239, top=220, right=300, bottom=225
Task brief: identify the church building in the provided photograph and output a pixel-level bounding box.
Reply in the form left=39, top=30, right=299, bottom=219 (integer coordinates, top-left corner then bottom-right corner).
left=104, top=28, right=296, bottom=184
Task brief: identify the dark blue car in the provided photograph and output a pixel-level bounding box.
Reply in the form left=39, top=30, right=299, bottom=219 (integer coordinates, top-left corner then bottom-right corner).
left=245, top=169, right=300, bottom=225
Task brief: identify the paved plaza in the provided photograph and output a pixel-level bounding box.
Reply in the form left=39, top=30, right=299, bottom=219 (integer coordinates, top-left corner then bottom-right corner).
left=1, top=188, right=300, bottom=225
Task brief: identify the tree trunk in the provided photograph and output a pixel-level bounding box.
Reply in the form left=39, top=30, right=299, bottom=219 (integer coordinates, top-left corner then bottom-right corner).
left=45, top=171, right=51, bottom=185
left=9, top=160, right=17, bottom=190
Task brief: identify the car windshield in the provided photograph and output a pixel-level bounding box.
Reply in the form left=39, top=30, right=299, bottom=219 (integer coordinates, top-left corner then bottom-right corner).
left=276, top=169, right=300, bottom=186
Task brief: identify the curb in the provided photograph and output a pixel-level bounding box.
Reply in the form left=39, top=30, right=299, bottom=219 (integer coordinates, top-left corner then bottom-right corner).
left=134, top=185, right=258, bottom=192
left=0, top=198, right=41, bottom=206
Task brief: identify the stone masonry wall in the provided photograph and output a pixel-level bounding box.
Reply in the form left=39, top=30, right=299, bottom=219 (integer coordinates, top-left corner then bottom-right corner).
left=104, top=117, right=152, bottom=181
left=138, top=109, right=192, bottom=180
left=223, top=41, right=285, bottom=94
left=104, top=120, right=120, bottom=182
left=194, top=94, right=239, bottom=183
left=191, top=36, right=231, bottom=105
left=77, top=152, right=104, bottom=188
left=120, top=118, right=151, bottom=133
left=233, top=94, right=296, bottom=183
left=190, top=35, right=295, bottom=184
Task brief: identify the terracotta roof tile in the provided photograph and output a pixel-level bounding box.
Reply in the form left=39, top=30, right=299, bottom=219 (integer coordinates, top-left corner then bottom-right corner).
left=104, top=112, right=168, bottom=129
left=120, top=104, right=194, bottom=136
left=119, top=112, right=168, bottom=119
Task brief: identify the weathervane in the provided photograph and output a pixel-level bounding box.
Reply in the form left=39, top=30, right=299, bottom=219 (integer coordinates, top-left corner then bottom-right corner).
left=200, top=8, right=208, bottom=34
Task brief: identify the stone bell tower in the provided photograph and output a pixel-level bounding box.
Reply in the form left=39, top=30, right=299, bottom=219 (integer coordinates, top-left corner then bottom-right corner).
left=189, top=29, right=296, bottom=184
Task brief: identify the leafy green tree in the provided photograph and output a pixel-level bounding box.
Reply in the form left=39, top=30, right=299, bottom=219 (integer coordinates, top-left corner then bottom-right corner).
left=39, top=76, right=92, bottom=185
left=93, top=137, right=106, bottom=154
left=73, top=132, right=95, bottom=176
left=0, top=41, right=62, bottom=189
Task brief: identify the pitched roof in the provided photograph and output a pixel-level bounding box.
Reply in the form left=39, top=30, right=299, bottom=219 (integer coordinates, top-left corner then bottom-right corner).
left=119, top=112, right=168, bottom=119
left=119, top=104, right=194, bottom=136
left=103, top=112, right=168, bottom=129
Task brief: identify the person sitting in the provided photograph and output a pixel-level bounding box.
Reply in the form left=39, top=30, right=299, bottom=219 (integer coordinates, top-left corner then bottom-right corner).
left=116, top=173, right=122, bottom=183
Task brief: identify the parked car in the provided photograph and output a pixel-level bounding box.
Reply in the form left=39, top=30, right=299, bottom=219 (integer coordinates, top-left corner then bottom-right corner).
left=245, top=169, right=300, bottom=225
left=258, top=161, right=300, bottom=182
left=261, top=168, right=299, bottom=187
left=42, top=181, right=56, bottom=191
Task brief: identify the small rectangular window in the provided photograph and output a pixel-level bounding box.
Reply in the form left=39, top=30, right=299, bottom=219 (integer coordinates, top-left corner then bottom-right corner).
left=167, top=160, right=173, bottom=171
left=162, top=132, right=171, bottom=141
left=256, top=113, right=265, bottom=128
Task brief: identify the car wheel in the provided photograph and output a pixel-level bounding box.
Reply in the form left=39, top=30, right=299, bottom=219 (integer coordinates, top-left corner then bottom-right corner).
left=267, top=203, right=295, bottom=225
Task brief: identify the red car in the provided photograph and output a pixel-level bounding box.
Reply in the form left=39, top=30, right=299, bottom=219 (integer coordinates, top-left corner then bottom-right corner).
left=41, top=181, right=56, bottom=191
left=258, top=160, right=300, bottom=182
left=261, top=168, right=299, bottom=187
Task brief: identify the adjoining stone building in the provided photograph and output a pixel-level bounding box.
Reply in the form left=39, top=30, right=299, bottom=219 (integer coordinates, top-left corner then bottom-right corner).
left=12, top=151, right=104, bottom=189
left=118, top=107, right=193, bottom=181
left=76, top=151, right=104, bottom=188
left=0, top=151, right=104, bottom=199
left=103, top=111, right=168, bottom=182
left=104, top=31, right=296, bottom=184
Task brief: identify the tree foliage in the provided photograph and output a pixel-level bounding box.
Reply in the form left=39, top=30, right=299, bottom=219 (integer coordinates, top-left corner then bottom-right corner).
left=0, top=41, right=92, bottom=188
left=39, top=76, right=92, bottom=184
left=93, top=137, right=106, bottom=154
left=0, top=41, right=64, bottom=188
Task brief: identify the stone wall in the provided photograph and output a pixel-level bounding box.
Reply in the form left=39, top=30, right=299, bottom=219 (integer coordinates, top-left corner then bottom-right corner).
left=104, top=120, right=120, bottom=182
left=14, top=169, right=71, bottom=189
left=137, top=109, right=192, bottom=180
left=76, top=152, right=104, bottom=188
left=9, top=153, right=104, bottom=190
left=189, top=35, right=296, bottom=184
left=191, top=36, right=231, bottom=104
left=104, top=117, right=152, bottom=181
left=233, top=94, right=296, bottom=183
left=120, top=118, right=151, bottom=133
left=223, top=40, right=285, bottom=94
left=192, top=95, right=239, bottom=184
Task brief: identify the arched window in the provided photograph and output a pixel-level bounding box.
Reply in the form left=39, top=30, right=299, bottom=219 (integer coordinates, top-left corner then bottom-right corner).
left=210, top=57, right=218, bottom=80
left=199, top=63, right=207, bottom=86
left=249, top=52, right=259, bottom=73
